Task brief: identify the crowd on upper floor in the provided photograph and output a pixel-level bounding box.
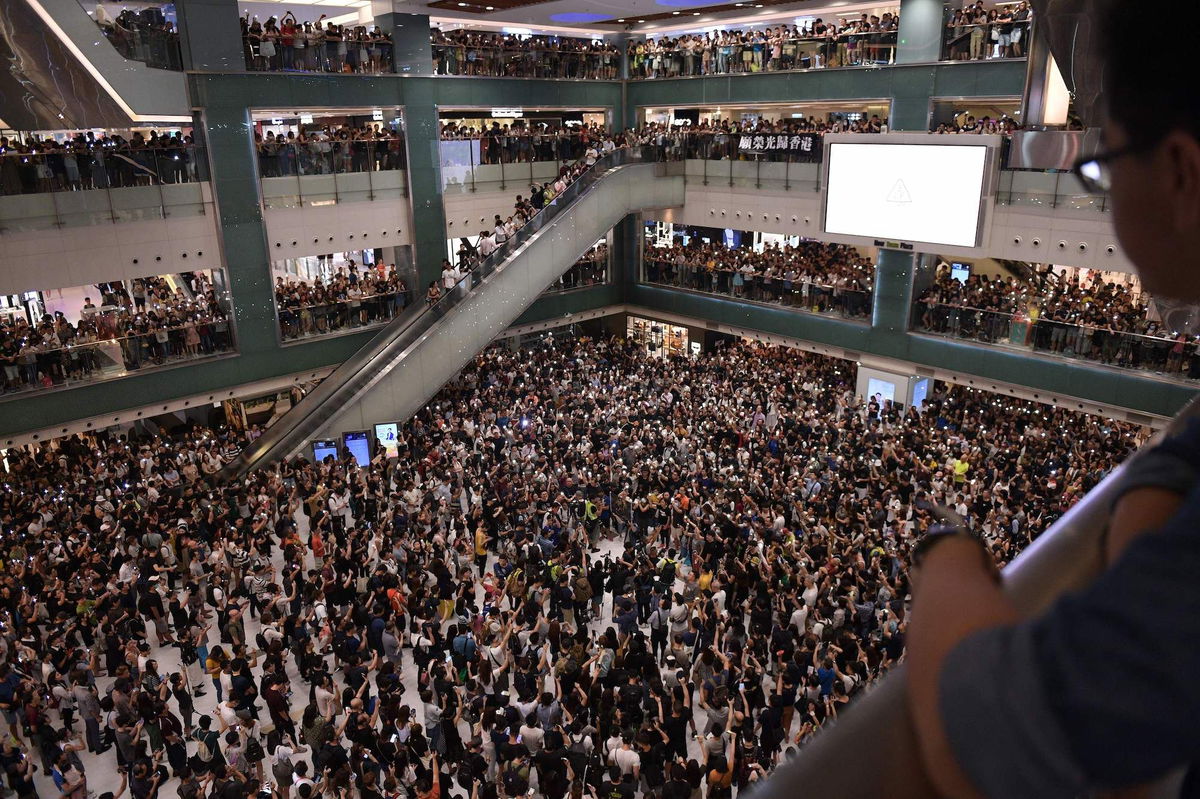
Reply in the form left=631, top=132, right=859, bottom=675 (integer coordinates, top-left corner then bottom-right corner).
left=93, top=4, right=181, bottom=70
left=1, top=275, right=231, bottom=394
left=629, top=15, right=900, bottom=79
left=932, top=115, right=1020, bottom=135
left=431, top=29, right=621, bottom=79
left=944, top=1, right=1033, bottom=60
left=243, top=14, right=393, bottom=73
left=255, top=126, right=407, bottom=177
left=0, top=132, right=196, bottom=194
left=275, top=266, right=410, bottom=340
left=551, top=243, right=610, bottom=292
left=916, top=268, right=1200, bottom=377
left=644, top=240, right=875, bottom=317
left=0, top=334, right=1143, bottom=799
left=438, top=123, right=611, bottom=166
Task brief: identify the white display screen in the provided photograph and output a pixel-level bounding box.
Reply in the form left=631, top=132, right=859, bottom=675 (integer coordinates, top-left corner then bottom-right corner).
left=824, top=142, right=988, bottom=248
left=374, top=423, right=399, bottom=459
left=312, top=439, right=339, bottom=463
left=343, top=431, right=371, bottom=468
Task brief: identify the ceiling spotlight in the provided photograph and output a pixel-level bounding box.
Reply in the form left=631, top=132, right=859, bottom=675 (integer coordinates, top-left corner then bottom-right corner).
left=672, top=10, right=679, bottom=13
left=457, top=2, right=466, bottom=5
left=637, top=18, right=644, bottom=22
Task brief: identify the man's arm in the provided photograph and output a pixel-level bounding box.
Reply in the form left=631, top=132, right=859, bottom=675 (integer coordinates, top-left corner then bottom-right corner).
left=909, top=481, right=1200, bottom=798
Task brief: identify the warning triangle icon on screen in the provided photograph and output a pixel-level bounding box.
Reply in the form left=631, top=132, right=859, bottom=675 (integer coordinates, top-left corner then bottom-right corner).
left=886, top=178, right=912, bottom=204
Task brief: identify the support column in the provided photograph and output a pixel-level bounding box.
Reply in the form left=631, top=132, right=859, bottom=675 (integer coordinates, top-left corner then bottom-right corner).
left=870, top=248, right=916, bottom=359
left=175, top=0, right=245, bottom=71
left=895, top=0, right=946, bottom=64
left=199, top=103, right=278, bottom=355
left=402, top=90, right=449, bottom=291
left=372, top=6, right=433, bottom=75
left=613, top=214, right=642, bottom=295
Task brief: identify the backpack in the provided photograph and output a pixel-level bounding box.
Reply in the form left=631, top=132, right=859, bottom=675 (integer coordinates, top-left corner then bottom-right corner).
left=572, top=575, right=593, bottom=603
left=195, top=730, right=216, bottom=762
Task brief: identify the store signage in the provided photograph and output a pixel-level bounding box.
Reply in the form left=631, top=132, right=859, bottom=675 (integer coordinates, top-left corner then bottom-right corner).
left=300, top=113, right=314, bottom=124
left=372, top=109, right=384, bottom=121
left=491, top=108, right=524, bottom=118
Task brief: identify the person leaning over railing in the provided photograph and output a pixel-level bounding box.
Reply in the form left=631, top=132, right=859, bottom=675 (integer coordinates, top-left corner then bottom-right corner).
left=906, top=2, right=1200, bottom=796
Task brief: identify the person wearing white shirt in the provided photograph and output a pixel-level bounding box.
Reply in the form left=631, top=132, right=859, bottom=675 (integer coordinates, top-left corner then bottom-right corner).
left=477, top=231, right=497, bottom=258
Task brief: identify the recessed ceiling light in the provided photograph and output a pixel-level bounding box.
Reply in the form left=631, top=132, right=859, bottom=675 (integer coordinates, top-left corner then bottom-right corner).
left=672, top=10, right=679, bottom=14
left=618, top=17, right=624, bottom=21
left=457, top=2, right=466, bottom=5
left=637, top=18, right=644, bottom=22
left=693, top=11, right=699, bottom=14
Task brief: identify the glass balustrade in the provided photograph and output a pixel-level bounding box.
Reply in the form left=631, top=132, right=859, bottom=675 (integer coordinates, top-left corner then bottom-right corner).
left=2, top=314, right=235, bottom=398
left=913, top=300, right=1200, bottom=381
left=644, top=257, right=873, bottom=319
left=276, top=291, right=410, bottom=342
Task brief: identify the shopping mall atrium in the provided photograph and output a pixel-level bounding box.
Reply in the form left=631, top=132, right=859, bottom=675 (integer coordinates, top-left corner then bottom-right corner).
left=0, top=0, right=1196, bottom=796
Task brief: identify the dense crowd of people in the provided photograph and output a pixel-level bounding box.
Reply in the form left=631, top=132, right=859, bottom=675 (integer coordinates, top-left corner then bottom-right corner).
left=255, top=126, right=406, bottom=177
left=431, top=30, right=620, bottom=79
left=0, top=131, right=197, bottom=194
left=438, top=124, right=611, bottom=167
left=629, top=15, right=900, bottom=79
left=943, top=1, right=1033, bottom=60
left=0, top=335, right=1143, bottom=799
left=644, top=240, right=874, bottom=318
left=243, top=14, right=393, bottom=73
left=1, top=275, right=232, bottom=393
left=275, top=266, right=409, bottom=340
left=931, top=115, right=1020, bottom=135
left=915, top=268, right=1200, bottom=377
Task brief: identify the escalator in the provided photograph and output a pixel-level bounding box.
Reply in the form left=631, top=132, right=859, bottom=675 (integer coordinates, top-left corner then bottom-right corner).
left=228, top=148, right=685, bottom=477
left=0, top=0, right=188, bottom=130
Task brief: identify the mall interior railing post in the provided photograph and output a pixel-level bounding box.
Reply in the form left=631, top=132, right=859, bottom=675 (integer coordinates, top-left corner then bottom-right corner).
left=468, top=141, right=477, bottom=193
left=366, top=141, right=376, bottom=201
left=48, top=178, right=65, bottom=229
left=1051, top=171, right=1060, bottom=209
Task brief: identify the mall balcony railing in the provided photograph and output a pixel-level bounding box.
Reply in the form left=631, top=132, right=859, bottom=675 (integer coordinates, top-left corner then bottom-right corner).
left=941, top=19, right=1033, bottom=62
left=258, top=138, right=408, bottom=209
left=431, top=43, right=620, bottom=79
left=912, top=300, right=1200, bottom=383
left=85, top=1, right=183, bottom=72
left=627, top=31, right=899, bottom=80
left=1, top=314, right=235, bottom=399
left=276, top=290, right=410, bottom=343
left=543, top=256, right=610, bottom=294
left=438, top=132, right=606, bottom=194
left=243, top=34, right=394, bottom=73
left=644, top=258, right=873, bottom=320
left=256, top=138, right=406, bottom=178
left=0, top=145, right=209, bottom=232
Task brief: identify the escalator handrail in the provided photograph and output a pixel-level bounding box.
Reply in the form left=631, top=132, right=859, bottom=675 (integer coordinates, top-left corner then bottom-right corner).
left=227, top=146, right=658, bottom=477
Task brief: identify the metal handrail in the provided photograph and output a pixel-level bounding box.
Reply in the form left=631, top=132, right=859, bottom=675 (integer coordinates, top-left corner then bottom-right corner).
left=748, top=394, right=1200, bottom=799
left=224, top=146, right=656, bottom=478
